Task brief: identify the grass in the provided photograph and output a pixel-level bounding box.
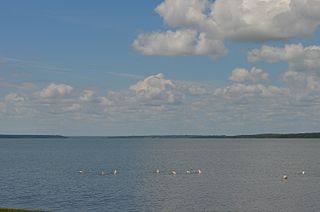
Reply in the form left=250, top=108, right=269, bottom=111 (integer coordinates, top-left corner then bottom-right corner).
left=0, top=209, right=46, bottom=212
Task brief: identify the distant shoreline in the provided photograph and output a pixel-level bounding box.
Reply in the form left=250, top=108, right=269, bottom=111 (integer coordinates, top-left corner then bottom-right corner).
left=0, top=135, right=67, bottom=139
left=102, top=132, right=320, bottom=139
left=1, top=132, right=320, bottom=139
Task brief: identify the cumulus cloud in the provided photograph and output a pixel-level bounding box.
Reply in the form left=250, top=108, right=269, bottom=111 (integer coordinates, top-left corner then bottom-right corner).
left=132, top=29, right=227, bottom=58
left=40, top=83, right=73, bottom=98
left=248, top=44, right=320, bottom=85
left=1, top=72, right=320, bottom=134
left=247, top=43, right=320, bottom=103
left=247, top=44, right=305, bottom=63
left=133, top=0, right=320, bottom=58
left=130, top=73, right=174, bottom=93
left=230, top=67, right=269, bottom=83
left=217, top=68, right=284, bottom=98
left=133, top=30, right=196, bottom=56
left=155, top=0, right=211, bottom=29
left=129, top=73, right=179, bottom=103
left=79, top=90, right=95, bottom=102
left=248, top=44, right=320, bottom=74
left=211, top=0, right=320, bottom=40
left=0, top=93, right=31, bottom=115
left=283, top=71, right=306, bottom=82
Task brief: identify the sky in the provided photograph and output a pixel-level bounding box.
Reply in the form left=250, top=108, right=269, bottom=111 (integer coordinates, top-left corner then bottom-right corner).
left=1, top=0, right=320, bottom=136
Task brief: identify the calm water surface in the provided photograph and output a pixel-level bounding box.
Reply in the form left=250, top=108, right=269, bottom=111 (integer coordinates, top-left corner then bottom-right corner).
left=1, top=138, right=320, bottom=211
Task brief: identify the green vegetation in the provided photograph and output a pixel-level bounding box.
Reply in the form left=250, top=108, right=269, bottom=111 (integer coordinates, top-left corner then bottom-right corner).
left=0, top=209, right=46, bottom=212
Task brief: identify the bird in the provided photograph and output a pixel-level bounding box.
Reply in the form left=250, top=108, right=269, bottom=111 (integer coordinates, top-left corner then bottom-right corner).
left=113, top=169, right=117, bottom=175
left=100, top=171, right=107, bottom=176
left=186, top=170, right=191, bottom=174
left=302, top=171, right=305, bottom=175
left=197, top=169, right=202, bottom=174
left=283, top=175, right=288, bottom=180
left=78, top=170, right=84, bottom=174
left=171, top=170, right=177, bottom=175
left=156, top=169, right=160, bottom=174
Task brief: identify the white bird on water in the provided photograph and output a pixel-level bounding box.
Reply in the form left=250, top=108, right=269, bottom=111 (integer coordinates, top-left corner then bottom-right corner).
left=197, top=169, right=202, bottom=174
left=283, top=175, right=288, bottom=180
left=186, top=170, right=191, bottom=174
left=78, top=170, right=84, bottom=174
left=171, top=170, right=177, bottom=175
left=302, top=171, right=305, bottom=175
left=113, top=169, right=117, bottom=175
left=156, top=169, right=160, bottom=174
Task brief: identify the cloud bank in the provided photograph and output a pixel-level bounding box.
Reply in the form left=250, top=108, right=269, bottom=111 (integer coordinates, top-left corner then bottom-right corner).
left=1, top=69, right=319, bottom=134
left=133, top=0, right=320, bottom=58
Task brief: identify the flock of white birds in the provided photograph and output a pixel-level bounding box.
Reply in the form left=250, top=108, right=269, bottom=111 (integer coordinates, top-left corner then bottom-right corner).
left=78, top=169, right=307, bottom=180
left=77, top=169, right=202, bottom=176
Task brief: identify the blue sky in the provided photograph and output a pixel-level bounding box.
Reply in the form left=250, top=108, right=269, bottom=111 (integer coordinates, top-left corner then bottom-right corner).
left=1, top=0, right=320, bottom=135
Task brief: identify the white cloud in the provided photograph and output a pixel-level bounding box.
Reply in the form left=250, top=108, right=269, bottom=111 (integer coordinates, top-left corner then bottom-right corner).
left=215, top=83, right=286, bottom=98
left=155, top=0, right=210, bottom=28
left=1, top=72, right=320, bottom=134
left=0, top=93, right=31, bottom=115
left=132, top=29, right=227, bottom=58
left=247, top=44, right=305, bottom=63
left=129, top=73, right=179, bottom=103
left=133, top=0, right=320, bottom=58
left=283, top=71, right=306, bottom=82
left=100, top=96, right=112, bottom=107
left=212, top=0, right=310, bottom=40
left=230, top=67, right=269, bottom=83
left=130, top=73, right=174, bottom=93
left=40, top=83, right=73, bottom=98
left=248, top=44, right=320, bottom=87
left=133, top=30, right=197, bottom=56
left=176, top=80, right=211, bottom=96
left=4, top=93, right=25, bottom=103
left=306, top=76, right=320, bottom=91
left=79, top=90, right=95, bottom=102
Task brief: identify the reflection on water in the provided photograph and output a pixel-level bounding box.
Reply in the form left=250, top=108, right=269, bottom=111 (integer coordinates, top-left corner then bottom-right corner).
left=0, top=138, right=320, bottom=211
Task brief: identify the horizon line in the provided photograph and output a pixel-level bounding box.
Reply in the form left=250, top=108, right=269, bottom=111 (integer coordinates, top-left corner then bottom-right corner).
left=1, top=132, right=320, bottom=139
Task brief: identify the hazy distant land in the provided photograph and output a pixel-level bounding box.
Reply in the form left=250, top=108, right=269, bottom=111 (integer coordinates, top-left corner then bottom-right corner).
left=104, top=132, right=320, bottom=139
left=1, top=132, right=320, bottom=139
left=0, top=209, right=46, bottom=212
left=0, top=135, right=66, bottom=139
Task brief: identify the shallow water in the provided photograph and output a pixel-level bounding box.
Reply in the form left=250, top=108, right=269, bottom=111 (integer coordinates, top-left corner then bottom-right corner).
left=1, top=138, right=320, bottom=211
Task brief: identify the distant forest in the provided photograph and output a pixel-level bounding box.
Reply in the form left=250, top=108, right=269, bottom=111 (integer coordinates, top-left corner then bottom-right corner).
left=105, top=132, right=320, bottom=139
left=1, top=132, right=320, bottom=139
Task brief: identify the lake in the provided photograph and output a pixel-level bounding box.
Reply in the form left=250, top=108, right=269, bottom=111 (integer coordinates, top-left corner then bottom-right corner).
left=0, top=138, right=320, bottom=211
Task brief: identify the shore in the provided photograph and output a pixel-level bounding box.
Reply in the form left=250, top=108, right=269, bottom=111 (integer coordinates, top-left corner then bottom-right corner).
left=0, top=209, right=46, bottom=212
